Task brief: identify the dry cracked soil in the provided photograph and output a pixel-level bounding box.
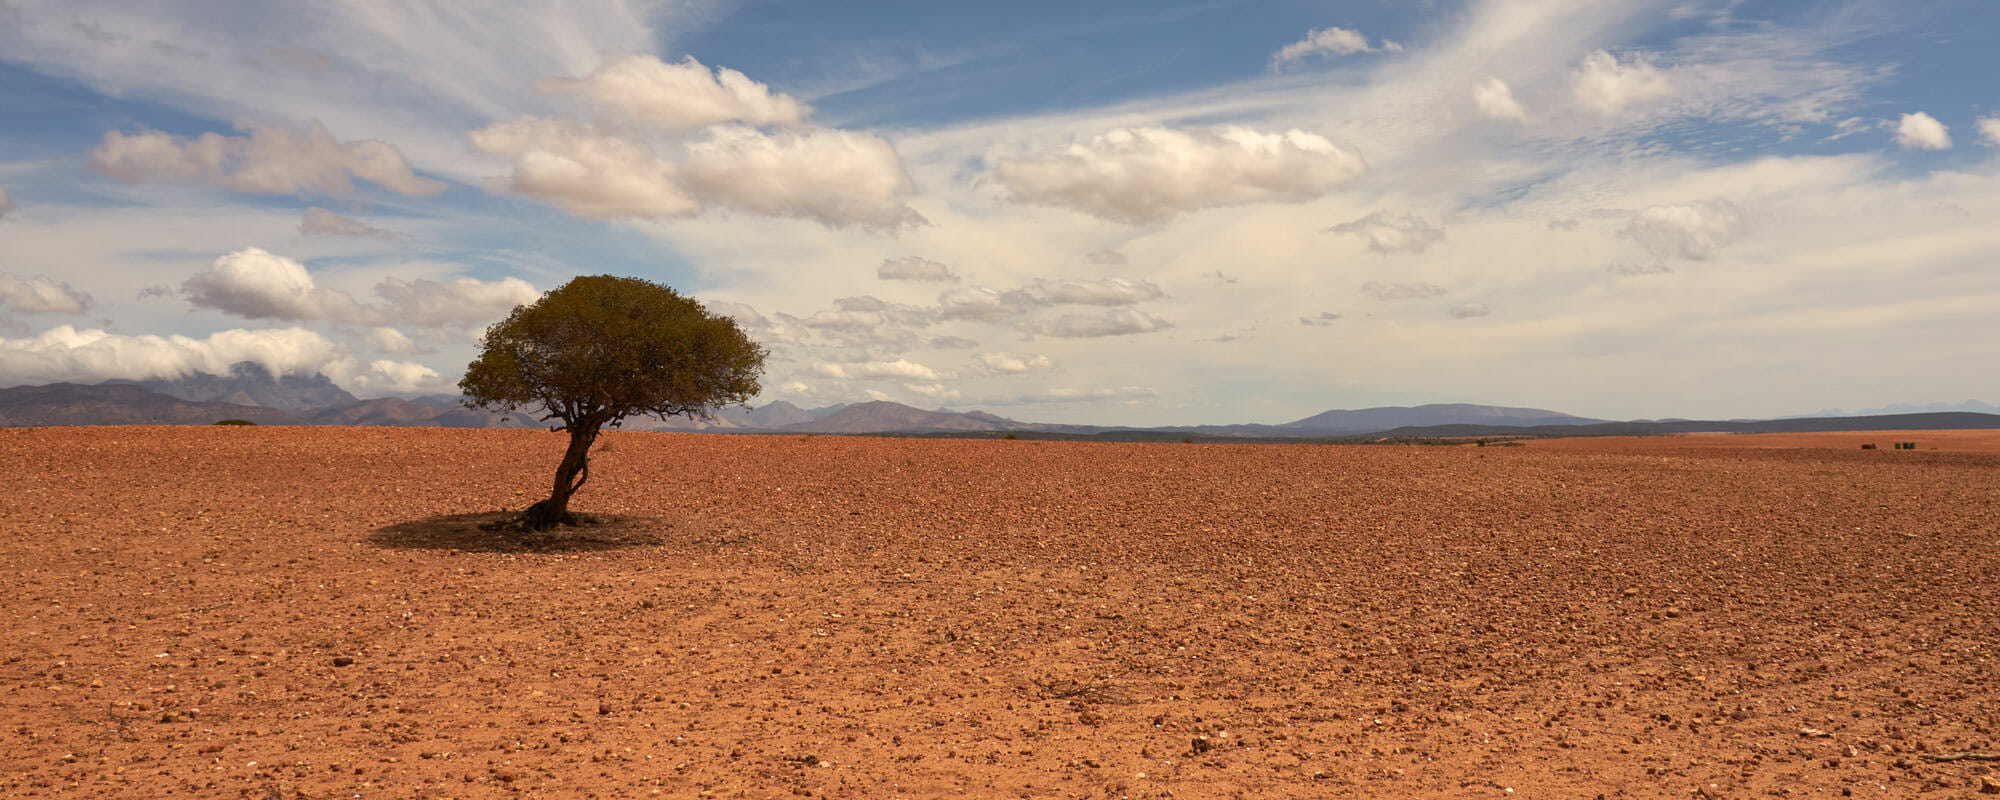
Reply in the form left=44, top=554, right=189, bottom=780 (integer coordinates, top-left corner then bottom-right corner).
left=4, top=426, right=1999, bottom=799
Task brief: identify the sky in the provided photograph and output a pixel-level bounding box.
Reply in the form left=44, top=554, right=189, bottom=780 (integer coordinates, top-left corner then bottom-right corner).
left=0, top=0, right=1996, bottom=426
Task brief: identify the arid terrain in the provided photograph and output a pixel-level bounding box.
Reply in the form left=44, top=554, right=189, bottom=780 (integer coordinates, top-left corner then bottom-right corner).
left=5, top=426, right=1998, bottom=799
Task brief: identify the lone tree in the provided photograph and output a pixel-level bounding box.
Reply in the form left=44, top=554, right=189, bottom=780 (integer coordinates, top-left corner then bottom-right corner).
left=461, top=275, right=766, bottom=530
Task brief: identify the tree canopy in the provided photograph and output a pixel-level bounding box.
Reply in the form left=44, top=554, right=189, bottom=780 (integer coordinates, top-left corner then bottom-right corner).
left=461, top=275, right=766, bottom=528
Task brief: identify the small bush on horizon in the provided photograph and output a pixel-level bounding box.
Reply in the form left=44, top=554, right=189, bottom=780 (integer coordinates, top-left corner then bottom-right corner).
left=214, top=419, right=257, bottom=426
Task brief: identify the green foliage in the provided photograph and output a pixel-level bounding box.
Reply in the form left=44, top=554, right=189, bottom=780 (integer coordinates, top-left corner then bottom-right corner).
left=213, top=419, right=257, bottom=426
left=460, top=275, right=767, bottom=431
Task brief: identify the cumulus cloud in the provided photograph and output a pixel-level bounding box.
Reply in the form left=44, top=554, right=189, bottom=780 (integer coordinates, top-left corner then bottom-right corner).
left=1895, top=112, right=1952, bottom=151
left=1326, top=211, right=1446, bottom=254
left=89, top=120, right=445, bottom=197
left=1571, top=50, right=1675, bottom=115
left=471, top=119, right=921, bottom=229
left=181, top=248, right=535, bottom=330
left=1300, top=312, right=1342, bottom=327
left=938, top=287, right=1036, bottom=321
left=1270, top=26, right=1401, bottom=70
left=0, top=325, right=346, bottom=384
left=1025, top=308, right=1172, bottom=338
left=469, top=117, right=696, bottom=218
left=299, top=206, right=393, bottom=237
left=937, top=278, right=1163, bottom=322
left=974, top=352, right=1055, bottom=374
left=993, top=125, right=1367, bottom=224
left=878, top=256, right=958, bottom=282
left=811, top=359, right=943, bottom=381
left=535, top=54, right=808, bottom=135
left=365, top=327, right=423, bottom=354
left=1449, top=303, right=1492, bottom=319
left=1473, top=78, right=1527, bottom=122
left=1980, top=117, right=2000, bottom=147
left=373, top=276, right=540, bottom=326
left=182, top=247, right=378, bottom=324
left=1360, top=281, right=1447, bottom=300
left=1619, top=200, right=1747, bottom=261
left=1, top=274, right=92, bottom=315
left=1018, top=278, right=1164, bottom=305
left=680, top=125, right=924, bottom=231
left=327, top=358, right=443, bottom=395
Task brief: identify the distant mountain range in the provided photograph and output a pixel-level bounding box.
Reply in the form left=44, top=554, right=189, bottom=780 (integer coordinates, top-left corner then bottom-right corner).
left=3, top=363, right=1997, bottom=440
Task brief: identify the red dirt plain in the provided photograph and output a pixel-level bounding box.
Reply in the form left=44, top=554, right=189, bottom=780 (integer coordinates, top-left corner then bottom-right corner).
left=4, top=426, right=1998, bottom=800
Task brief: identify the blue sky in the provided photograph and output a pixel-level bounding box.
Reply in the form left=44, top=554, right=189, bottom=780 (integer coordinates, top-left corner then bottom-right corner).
left=0, top=0, right=1996, bottom=425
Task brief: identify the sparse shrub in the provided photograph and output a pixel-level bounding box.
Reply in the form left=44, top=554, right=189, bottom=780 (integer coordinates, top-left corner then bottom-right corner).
left=214, top=419, right=257, bottom=426
left=1182, top=436, right=1194, bottom=444
left=1002, top=432, right=1019, bottom=440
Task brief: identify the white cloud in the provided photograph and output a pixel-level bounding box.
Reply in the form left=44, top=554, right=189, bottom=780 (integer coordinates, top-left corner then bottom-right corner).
left=992, top=126, right=1367, bottom=224
left=326, top=358, right=443, bottom=395
left=1270, top=26, right=1401, bottom=71
left=365, top=327, right=422, bottom=354
left=1895, top=112, right=1952, bottom=151
left=938, top=287, right=1035, bottom=321
left=1980, top=117, right=2000, bottom=147
left=182, top=247, right=378, bottom=324
left=88, top=120, right=446, bottom=197
left=180, top=248, right=535, bottom=330
left=299, top=206, right=393, bottom=237
left=0, top=273, right=92, bottom=314
left=0, top=325, right=346, bottom=385
left=469, top=117, right=696, bottom=219
left=535, top=54, right=809, bottom=136
left=1449, top=303, right=1492, bottom=319
left=1571, top=50, right=1675, bottom=115
left=1326, top=211, right=1446, bottom=254
left=373, top=276, right=540, bottom=327
left=681, top=125, right=924, bottom=231
left=811, top=359, right=943, bottom=381
left=471, top=118, right=921, bottom=229
left=1026, top=308, right=1172, bottom=338
left=1619, top=200, right=1747, bottom=261
left=878, top=256, right=958, bottom=282
left=1360, top=281, right=1448, bottom=300
left=974, top=352, right=1055, bottom=374
left=1018, top=278, right=1164, bottom=305
left=1472, top=77, right=1527, bottom=122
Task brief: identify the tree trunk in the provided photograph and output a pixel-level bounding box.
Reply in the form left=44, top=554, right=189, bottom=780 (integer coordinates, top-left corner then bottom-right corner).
left=523, top=423, right=599, bottom=530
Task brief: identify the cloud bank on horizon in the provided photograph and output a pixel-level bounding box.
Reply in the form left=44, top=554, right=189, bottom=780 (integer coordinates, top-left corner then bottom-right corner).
left=0, top=0, right=1995, bottom=425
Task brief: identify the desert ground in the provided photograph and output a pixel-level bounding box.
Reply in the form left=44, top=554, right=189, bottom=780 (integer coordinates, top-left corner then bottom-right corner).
left=4, top=426, right=1998, bottom=799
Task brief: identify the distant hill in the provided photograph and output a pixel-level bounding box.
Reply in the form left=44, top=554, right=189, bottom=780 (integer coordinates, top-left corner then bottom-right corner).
left=1372, top=411, right=2000, bottom=439
left=1280, top=403, right=1601, bottom=433
left=302, top=397, right=534, bottom=428
left=788, top=401, right=1043, bottom=434
left=0, top=383, right=301, bottom=426
left=123, top=362, right=357, bottom=415
left=3, top=372, right=1995, bottom=441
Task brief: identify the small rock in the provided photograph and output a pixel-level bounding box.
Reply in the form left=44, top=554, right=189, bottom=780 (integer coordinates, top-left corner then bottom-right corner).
left=1980, top=775, right=2000, bottom=795
left=332, top=657, right=354, bottom=667
left=1800, top=728, right=1831, bottom=738
left=1190, top=735, right=1212, bottom=754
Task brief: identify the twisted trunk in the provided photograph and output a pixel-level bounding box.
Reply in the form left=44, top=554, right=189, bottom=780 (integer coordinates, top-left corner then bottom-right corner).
left=522, top=422, right=599, bottom=529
